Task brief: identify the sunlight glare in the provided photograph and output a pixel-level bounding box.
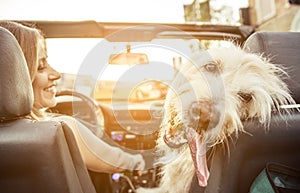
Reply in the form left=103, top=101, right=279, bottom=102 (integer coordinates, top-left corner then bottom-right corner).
left=0, top=0, right=185, bottom=22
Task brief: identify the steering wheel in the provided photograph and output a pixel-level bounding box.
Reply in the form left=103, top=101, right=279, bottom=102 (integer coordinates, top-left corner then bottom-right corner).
left=49, top=89, right=105, bottom=138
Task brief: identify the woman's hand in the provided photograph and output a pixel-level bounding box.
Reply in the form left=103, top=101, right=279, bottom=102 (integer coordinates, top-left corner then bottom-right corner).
left=132, top=154, right=146, bottom=171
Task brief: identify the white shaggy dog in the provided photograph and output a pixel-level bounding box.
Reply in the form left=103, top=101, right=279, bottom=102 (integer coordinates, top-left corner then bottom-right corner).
left=137, top=45, right=295, bottom=193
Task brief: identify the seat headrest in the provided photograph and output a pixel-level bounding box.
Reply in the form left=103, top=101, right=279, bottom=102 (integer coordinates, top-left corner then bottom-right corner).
left=0, top=27, right=33, bottom=121
left=243, top=32, right=300, bottom=103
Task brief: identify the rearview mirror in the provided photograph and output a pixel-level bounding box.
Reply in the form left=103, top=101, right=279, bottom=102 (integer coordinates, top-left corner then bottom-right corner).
left=108, top=44, right=149, bottom=65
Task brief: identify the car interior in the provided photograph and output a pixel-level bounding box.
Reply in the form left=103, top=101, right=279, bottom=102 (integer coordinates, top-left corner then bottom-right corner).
left=1, top=2, right=300, bottom=192
left=0, top=26, right=96, bottom=193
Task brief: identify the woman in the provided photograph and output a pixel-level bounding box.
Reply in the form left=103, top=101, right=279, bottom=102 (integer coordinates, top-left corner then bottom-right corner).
left=0, top=21, right=145, bottom=173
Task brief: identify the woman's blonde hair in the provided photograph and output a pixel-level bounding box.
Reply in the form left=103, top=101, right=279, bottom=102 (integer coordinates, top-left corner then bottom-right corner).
left=0, top=21, right=46, bottom=120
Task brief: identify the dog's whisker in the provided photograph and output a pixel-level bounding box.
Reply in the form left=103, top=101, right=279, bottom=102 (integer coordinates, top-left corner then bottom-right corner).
left=163, top=129, right=188, bottom=148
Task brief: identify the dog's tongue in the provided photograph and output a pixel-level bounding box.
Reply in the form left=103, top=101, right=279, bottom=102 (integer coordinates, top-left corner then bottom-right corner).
left=186, top=128, right=209, bottom=187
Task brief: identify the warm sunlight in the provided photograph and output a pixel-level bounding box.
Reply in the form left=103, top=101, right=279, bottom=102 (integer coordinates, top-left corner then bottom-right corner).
left=0, top=0, right=248, bottom=23
left=46, top=38, right=192, bottom=80
left=0, top=0, right=185, bottom=22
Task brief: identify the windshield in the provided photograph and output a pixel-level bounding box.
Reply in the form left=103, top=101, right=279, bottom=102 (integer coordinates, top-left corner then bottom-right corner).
left=46, top=37, right=234, bottom=104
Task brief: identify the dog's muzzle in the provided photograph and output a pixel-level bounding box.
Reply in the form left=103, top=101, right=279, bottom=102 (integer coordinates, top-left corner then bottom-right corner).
left=163, top=128, right=188, bottom=148
left=163, top=101, right=221, bottom=149
left=163, top=101, right=218, bottom=187
left=163, top=102, right=201, bottom=148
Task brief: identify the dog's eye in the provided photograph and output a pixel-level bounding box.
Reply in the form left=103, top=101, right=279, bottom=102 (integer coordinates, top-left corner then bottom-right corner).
left=204, top=62, right=218, bottom=73
left=238, top=92, right=252, bottom=103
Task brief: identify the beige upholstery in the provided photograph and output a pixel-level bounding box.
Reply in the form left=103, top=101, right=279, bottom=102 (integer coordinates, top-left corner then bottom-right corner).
left=0, top=27, right=33, bottom=121
left=0, top=26, right=96, bottom=193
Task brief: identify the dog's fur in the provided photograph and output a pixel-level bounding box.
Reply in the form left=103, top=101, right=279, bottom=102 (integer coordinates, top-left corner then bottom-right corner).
left=137, top=45, right=295, bottom=193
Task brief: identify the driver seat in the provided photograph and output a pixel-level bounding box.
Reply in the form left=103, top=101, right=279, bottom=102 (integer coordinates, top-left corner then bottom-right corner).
left=0, top=27, right=96, bottom=193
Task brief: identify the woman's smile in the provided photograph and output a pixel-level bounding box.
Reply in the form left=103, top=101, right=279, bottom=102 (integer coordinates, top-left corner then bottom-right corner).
left=44, top=85, right=57, bottom=94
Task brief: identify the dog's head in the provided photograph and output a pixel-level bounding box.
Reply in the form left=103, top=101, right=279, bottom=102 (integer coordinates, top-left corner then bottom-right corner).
left=160, top=45, right=295, bottom=186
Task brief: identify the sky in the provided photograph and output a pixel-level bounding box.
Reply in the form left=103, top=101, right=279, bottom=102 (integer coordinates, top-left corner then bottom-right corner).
left=0, top=0, right=248, bottom=23
left=0, top=0, right=185, bottom=22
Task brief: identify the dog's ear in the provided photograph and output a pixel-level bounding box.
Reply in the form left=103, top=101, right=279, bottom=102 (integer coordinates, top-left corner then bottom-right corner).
left=237, top=53, right=295, bottom=123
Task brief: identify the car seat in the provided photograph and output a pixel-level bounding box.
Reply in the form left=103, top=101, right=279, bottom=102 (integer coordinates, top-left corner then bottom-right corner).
left=0, top=27, right=96, bottom=193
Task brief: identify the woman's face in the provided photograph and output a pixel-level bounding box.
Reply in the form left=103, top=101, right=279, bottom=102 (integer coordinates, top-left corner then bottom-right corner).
left=32, top=37, right=61, bottom=109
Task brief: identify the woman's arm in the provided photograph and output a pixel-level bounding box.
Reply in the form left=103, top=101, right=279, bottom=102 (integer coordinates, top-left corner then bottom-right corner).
left=52, top=115, right=145, bottom=173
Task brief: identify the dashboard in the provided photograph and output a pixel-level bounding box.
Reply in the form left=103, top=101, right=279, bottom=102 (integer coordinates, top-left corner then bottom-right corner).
left=101, top=103, right=163, bottom=150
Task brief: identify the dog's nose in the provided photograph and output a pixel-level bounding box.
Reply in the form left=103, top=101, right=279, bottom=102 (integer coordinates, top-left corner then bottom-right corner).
left=188, top=101, right=221, bottom=131
left=189, top=102, right=201, bottom=121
